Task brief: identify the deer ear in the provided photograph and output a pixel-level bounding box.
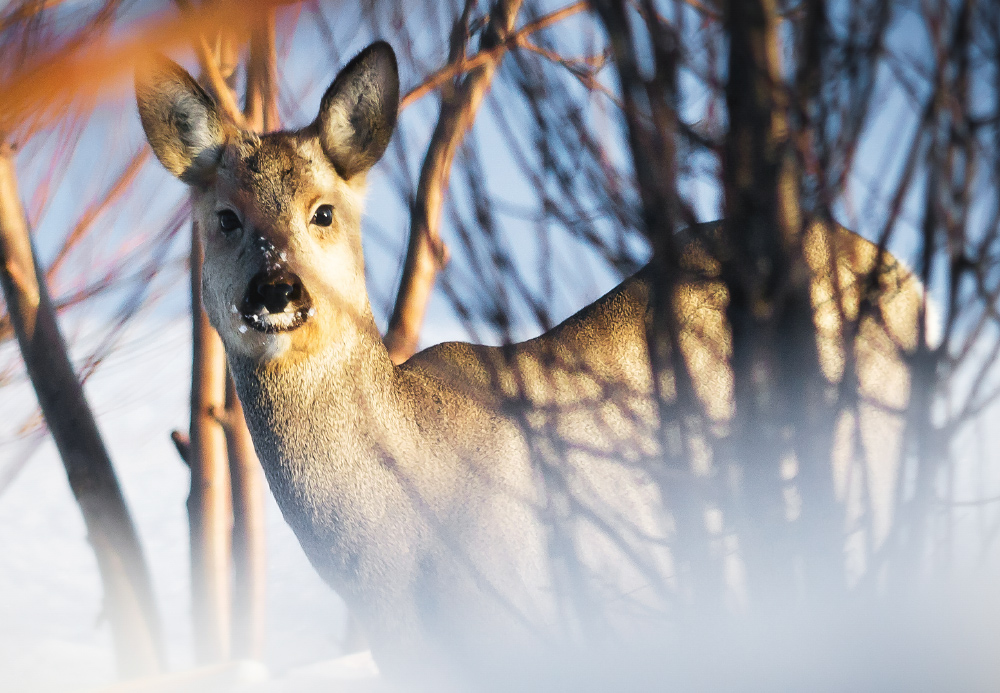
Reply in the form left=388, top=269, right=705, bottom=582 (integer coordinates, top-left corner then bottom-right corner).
left=315, top=41, right=399, bottom=180
left=135, top=57, right=226, bottom=184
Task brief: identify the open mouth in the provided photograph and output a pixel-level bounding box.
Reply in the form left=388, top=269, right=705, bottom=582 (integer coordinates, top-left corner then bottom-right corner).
left=238, top=269, right=313, bottom=334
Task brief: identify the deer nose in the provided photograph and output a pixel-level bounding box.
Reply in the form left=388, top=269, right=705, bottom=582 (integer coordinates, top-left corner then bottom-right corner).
left=247, top=272, right=302, bottom=313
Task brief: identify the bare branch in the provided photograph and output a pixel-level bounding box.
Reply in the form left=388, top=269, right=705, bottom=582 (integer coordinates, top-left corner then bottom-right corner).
left=174, top=0, right=246, bottom=127
left=385, top=0, right=525, bottom=363
left=171, top=430, right=192, bottom=465
left=46, top=149, right=150, bottom=280
left=243, top=7, right=280, bottom=132
left=399, top=1, right=586, bottom=112
left=186, top=217, right=233, bottom=662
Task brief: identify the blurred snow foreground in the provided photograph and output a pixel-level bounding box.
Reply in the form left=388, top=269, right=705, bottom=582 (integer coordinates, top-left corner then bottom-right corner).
left=79, top=603, right=1000, bottom=693
left=1, top=322, right=999, bottom=693
left=62, top=598, right=1000, bottom=693
left=85, top=652, right=383, bottom=693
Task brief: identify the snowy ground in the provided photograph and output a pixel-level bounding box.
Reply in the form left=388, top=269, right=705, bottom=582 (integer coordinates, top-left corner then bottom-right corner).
left=0, top=318, right=353, bottom=692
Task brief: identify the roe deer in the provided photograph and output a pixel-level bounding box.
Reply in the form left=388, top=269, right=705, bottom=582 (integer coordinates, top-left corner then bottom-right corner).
left=136, top=42, right=921, bottom=688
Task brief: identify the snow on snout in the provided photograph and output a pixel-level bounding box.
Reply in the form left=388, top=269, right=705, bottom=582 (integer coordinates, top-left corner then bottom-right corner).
left=237, top=238, right=312, bottom=334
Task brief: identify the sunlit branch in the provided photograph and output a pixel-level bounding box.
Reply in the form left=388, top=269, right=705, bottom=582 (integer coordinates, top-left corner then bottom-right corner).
left=385, top=0, right=525, bottom=363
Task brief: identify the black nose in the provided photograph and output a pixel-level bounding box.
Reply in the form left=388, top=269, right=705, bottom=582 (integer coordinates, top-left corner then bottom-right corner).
left=247, top=272, right=302, bottom=313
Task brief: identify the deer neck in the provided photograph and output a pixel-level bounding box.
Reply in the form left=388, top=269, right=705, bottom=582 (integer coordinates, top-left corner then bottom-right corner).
left=226, top=306, right=413, bottom=569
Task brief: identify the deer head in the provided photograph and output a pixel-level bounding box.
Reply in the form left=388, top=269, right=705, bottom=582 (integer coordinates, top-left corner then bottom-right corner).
left=136, top=42, right=399, bottom=364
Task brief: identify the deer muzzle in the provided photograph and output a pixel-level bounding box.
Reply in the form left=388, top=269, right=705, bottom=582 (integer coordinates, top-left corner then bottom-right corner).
left=239, top=268, right=313, bottom=333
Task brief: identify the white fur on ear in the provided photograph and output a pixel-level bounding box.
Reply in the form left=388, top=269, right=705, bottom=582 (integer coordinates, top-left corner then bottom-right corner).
left=135, top=57, right=226, bottom=183
left=316, top=41, right=399, bottom=180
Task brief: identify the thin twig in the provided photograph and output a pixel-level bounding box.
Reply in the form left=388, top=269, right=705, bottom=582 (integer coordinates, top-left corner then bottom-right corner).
left=46, top=149, right=149, bottom=280
left=399, top=1, right=585, bottom=112
left=174, top=0, right=245, bottom=127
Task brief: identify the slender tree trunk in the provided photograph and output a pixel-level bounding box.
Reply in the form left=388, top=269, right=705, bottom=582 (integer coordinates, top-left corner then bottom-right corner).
left=225, top=375, right=266, bottom=659
left=175, top=17, right=249, bottom=662
left=172, top=15, right=276, bottom=663
left=0, top=144, right=163, bottom=677
left=188, top=222, right=232, bottom=662
left=720, top=0, right=836, bottom=602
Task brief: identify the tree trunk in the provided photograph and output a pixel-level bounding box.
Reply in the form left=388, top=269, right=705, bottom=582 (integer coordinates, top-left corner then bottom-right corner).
left=721, top=0, right=838, bottom=601
left=226, top=375, right=266, bottom=659
left=188, top=222, right=232, bottom=662
left=0, top=144, right=163, bottom=677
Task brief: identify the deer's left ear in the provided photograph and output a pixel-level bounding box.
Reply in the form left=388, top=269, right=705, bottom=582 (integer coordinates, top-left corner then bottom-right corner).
left=315, top=41, right=399, bottom=180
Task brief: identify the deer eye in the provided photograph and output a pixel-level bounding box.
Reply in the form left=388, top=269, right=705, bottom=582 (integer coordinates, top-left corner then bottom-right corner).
left=311, top=204, right=334, bottom=227
left=218, top=210, right=242, bottom=233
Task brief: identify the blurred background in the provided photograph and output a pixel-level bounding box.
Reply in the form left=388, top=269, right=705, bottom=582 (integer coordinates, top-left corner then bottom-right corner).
left=1, top=0, right=999, bottom=690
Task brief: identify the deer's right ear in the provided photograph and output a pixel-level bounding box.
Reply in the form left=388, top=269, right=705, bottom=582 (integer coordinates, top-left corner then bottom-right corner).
left=135, top=57, right=225, bottom=184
